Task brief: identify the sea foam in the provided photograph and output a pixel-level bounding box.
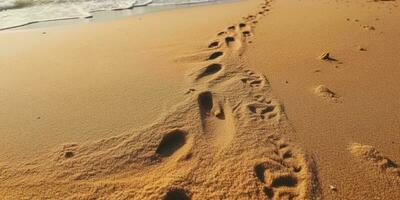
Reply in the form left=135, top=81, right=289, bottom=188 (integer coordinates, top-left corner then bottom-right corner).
left=0, top=0, right=213, bottom=30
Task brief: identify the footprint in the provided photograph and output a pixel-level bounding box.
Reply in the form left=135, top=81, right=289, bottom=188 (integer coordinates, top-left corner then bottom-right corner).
left=240, top=70, right=268, bottom=88
left=208, top=41, right=219, bottom=49
left=272, top=142, right=302, bottom=172
left=225, top=36, right=236, bottom=46
left=207, top=51, right=223, bottom=60
left=239, top=23, right=247, bottom=29
left=247, top=104, right=276, bottom=119
left=242, top=31, right=252, bottom=37
left=247, top=103, right=279, bottom=120
left=254, top=152, right=307, bottom=199
left=247, top=15, right=256, bottom=20
left=163, top=188, right=190, bottom=200
left=314, top=85, right=340, bottom=102
left=196, top=63, right=222, bottom=80
left=224, top=36, right=242, bottom=50
left=198, top=92, right=236, bottom=149
left=156, top=130, right=187, bottom=157
left=228, top=25, right=236, bottom=31
left=198, top=91, right=214, bottom=115
left=349, top=143, right=400, bottom=177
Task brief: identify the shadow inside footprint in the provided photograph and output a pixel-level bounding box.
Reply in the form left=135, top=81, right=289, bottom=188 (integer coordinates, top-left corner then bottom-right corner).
left=208, top=41, right=219, bottom=48
left=261, top=106, right=275, bottom=114
left=196, top=64, right=222, bottom=80
left=198, top=91, right=213, bottom=114
left=163, top=188, right=190, bottom=200
left=156, top=130, right=186, bottom=157
left=271, top=175, right=298, bottom=188
left=254, top=163, right=267, bottom=182
left=64, top=151, right=75, bottom=158
left=282, top=150, right=293, bottom=159
left=208, top=51, right=223, bottom=60
left=248, top=105, right=257, bottom=113
left=243, top=31, right=251, bottom=37
left=225, top=37, right=235, bottom=46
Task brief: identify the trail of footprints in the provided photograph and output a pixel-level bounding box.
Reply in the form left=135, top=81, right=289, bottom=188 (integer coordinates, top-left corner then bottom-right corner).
left=38, top=1, right=316, bottom=199
left=193, top=6, right=269, bottom=83
left=174, top=0, right=315, bottom=199
left=143, top=1, right=393, bottom=198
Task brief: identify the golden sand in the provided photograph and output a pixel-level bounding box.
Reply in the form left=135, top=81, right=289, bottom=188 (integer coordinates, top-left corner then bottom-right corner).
left=0, top=0, right=399, bottom=199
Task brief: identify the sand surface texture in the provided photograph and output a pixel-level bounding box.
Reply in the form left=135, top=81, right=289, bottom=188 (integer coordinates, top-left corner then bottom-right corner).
left=0, top=0, right=399, bottom=199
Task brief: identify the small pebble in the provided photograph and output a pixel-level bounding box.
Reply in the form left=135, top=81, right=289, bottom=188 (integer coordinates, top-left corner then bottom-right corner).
left=318, top=52, right=333, bottom=60
left=358, top=46, right=367, bottom=51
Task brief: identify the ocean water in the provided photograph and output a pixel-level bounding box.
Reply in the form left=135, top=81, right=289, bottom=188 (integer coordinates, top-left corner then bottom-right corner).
left=0, top=0, right=216, bottom=30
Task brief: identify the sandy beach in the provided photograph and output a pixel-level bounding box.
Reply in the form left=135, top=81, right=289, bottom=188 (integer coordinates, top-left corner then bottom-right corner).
left=0, top=0, right=399, bottom=199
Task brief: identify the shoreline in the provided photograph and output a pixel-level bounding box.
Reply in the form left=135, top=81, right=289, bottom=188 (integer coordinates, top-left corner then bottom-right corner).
left=3, top=0, right=237, bottom=31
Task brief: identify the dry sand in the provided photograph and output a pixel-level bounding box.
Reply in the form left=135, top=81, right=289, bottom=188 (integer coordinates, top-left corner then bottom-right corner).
left=0, top=0, right=399, bottom=199
left=245, top=0, right=400, bottom=199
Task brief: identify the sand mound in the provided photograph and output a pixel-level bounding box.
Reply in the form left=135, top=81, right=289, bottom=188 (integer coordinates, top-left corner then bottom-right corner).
left=313, top=85, right=340, bottom=102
